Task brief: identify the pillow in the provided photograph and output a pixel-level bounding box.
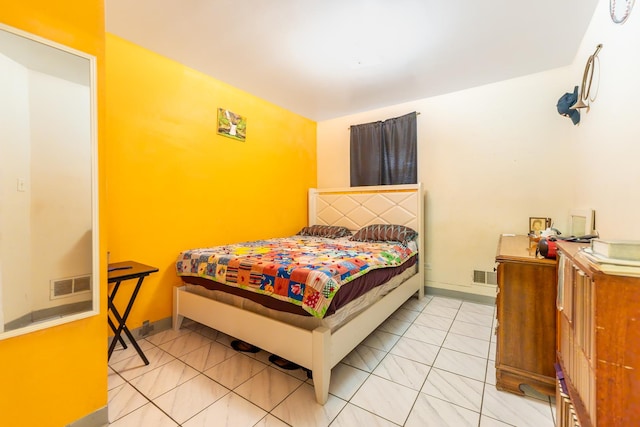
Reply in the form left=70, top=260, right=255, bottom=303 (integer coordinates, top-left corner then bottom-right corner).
left=297, top=225, right=352, bottom=239
left=350, top=224, right=418, bottom=244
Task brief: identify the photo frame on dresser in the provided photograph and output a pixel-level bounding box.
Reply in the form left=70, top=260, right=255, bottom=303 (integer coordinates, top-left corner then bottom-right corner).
left=529, top=217, right=551, bottom=236
left=568, top=209, right=595, bottom=237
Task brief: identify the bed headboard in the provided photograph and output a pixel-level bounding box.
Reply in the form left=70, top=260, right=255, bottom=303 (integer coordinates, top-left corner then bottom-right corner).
left=308, top=183, right=424, bottom=234
left=309, top=183, right=425, bottom=291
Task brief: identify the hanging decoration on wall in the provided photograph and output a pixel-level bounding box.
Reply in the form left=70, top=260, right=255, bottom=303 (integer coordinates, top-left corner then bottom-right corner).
left=571, top=44, right=603, bottom=113
left=610, top=0, right=635, bottom=24
left=217, top=108, right=247, bottom=141
left=556, top=86, right=581, bottom=125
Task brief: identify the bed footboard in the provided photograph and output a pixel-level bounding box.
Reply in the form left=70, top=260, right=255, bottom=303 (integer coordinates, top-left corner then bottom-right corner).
left=173, top=183, right=424, bottom=404
left=173, top=271, right=422, bottom=405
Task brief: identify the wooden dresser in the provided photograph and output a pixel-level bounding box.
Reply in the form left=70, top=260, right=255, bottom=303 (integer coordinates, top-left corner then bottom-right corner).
left=556, top=241, right=640, bottom=427
left=495, top=234, right=557, bottom=396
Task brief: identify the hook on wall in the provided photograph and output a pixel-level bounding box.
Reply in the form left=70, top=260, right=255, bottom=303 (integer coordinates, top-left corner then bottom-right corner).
left=571, top=44, right=603, bottom=112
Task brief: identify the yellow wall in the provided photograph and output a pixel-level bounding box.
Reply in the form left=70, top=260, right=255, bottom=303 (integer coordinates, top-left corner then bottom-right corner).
left=106, top=35, right=317, bottom=329
left=0, top=1, right=107, bottom=426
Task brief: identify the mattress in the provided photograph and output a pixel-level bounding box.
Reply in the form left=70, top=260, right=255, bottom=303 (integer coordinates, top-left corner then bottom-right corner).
left=176, top=235, right=418, bottom=318
left=182, top=262, right=419, bottom=332
left=180, top=255, right=417, bottom=317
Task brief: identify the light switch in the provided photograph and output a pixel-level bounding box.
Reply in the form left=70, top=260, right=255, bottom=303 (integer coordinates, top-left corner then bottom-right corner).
left=17, top=178, right=26, bottom=192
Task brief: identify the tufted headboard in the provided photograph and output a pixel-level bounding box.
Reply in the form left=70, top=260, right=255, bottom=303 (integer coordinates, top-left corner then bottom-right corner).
left=308, top=183, right=424, bottom=239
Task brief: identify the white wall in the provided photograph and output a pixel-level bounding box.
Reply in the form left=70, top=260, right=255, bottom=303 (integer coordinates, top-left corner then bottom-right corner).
left=318, top=0, right=638, bottom=296
left=0, top=55, right=92, bottom=323
left=568, top=0, right=640, bottom=239
left=29, top=70, right=92, bottom=311
left=0, top=53, right=32, bottom=322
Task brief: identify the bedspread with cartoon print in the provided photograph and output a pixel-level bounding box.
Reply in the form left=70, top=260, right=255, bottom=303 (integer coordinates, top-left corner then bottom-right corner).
left=175, top=236, right=417, bottom=318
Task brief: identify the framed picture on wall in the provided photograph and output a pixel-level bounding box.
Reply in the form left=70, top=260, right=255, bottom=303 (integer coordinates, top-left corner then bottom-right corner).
left=217, top=108, right=247, bottom=141
left=529, top=217, right=551, bottom=236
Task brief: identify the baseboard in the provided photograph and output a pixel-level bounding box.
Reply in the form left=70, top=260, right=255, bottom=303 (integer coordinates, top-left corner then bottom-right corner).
left=4, top=300, right=92, bottom=332
left=66, top=406, right=108, bottom=427
left=108, top=316, right=172, bottom=346
left=425, top=286, right=496, bottom=306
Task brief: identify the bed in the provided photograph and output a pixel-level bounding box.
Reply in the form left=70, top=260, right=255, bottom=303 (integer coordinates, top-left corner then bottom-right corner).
left=172, top=183, right=424, bottom=404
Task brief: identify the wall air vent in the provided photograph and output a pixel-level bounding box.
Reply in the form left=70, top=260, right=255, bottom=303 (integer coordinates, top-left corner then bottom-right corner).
left=473, top=270, right=486, bottom=284
left=50, top=275, right=92, bottom=300
left=473, top=270, right=498, bottom=286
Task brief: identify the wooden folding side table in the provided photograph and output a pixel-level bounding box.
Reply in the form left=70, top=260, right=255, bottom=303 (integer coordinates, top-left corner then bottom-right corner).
left=108, top=261, right=158, bottom=365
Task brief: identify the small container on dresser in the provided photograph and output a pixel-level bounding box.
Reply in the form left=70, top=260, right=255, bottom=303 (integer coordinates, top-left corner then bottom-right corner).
left=495, top=234, right=557, bottom=397
left=555, top=240, right=640, bottom=427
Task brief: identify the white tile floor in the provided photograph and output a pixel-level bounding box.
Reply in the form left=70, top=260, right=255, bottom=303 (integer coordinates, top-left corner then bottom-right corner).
left=107, top=295, right=556, bottom=427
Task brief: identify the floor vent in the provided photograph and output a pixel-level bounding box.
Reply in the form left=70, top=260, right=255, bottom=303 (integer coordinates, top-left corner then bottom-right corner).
left=50, top=275, right=92, bottom=300
left=473, top=270, right=498, bottom=286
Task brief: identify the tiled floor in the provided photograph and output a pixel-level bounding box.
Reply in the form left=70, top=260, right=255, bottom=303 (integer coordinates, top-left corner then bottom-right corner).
left=107, top=295, right=556, bottom=427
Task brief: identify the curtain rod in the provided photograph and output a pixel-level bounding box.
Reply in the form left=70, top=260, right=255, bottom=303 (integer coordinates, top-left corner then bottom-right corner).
left=348, top=112, right=420, bottom=130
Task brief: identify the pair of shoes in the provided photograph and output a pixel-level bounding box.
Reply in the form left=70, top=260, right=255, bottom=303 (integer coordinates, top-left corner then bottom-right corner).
left=268, top=354, right=300, bottom=370
left=231, top=339, right=260, bottom=353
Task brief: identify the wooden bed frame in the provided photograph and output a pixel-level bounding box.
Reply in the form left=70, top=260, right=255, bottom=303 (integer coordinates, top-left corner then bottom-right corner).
left=173, top=183, right=424, bottom=404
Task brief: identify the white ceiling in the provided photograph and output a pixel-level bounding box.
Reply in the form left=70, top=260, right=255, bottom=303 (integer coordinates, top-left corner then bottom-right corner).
left=106, top=0, right=599, bottom=121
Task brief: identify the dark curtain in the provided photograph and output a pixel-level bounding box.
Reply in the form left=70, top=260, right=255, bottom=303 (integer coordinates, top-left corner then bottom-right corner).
left=349, top=121, right=384, bottom=187
left=350, top=112, right=417, bottom=187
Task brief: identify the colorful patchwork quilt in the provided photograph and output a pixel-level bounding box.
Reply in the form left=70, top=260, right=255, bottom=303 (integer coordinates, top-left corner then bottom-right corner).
left=175, top=236, right=418, bottom=318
